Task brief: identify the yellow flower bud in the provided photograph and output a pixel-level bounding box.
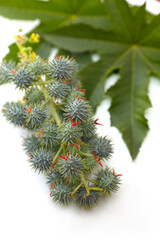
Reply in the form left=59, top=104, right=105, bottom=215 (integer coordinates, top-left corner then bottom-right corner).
left=31, top=33, right=40, bottom=43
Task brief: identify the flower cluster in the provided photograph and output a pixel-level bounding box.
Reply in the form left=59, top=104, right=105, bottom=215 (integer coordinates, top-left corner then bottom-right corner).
left=0, top=33, right=122, bottom=209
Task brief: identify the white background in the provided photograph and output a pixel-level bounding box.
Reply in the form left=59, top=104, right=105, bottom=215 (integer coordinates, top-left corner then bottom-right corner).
left=0, top=1, right=160, bottom=239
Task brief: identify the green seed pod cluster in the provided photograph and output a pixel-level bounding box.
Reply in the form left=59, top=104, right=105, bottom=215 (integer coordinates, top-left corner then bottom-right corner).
left=1, top=40, right=122, bottom=209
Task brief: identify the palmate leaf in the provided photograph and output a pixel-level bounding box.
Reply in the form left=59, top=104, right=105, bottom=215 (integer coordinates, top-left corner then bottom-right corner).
left=38, top=1, right=160, bottom=160
left=0, top=0, right=110, bottom=31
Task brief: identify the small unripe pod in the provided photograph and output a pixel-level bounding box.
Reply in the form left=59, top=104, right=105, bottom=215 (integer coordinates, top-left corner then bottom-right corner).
left=10, top=67, right=34, bottom=89
left=75, top=187, right=100, bottom=209
left=94, top=169, right=121, bottom=194
left=89, top=136, right=113, bottom=159
left=2, top=102, right=26, bottom=127
left=48, top=56, right=78, bottom=80
left=57, top=154, right=83, bottom=180
left=30, top=149, right=54, bottom=173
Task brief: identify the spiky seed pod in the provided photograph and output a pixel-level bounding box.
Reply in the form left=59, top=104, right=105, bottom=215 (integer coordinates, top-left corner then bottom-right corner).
left=23, top=134, right=42, bottom=155
left=25, top=87, right=45, bottom=104
left=75, top=187, right=100, bottom=209
left=83, top=156, right=97, bottom=172
left=10, top=67, right=34, bottom=89
left=48, top=56, right=78, bottom=80
left=40, top=122, right=59, bottom=148
left=64, top=99, right=92, bottom=122
left=94, top=169, right=121, bottom=194
left=25, top=105, right=47, bottom=129
left=57, top=154, right=83, bottom=180
left=89, top=136, right=113, bottom=159
left=30, top=149, right=54, bottom=173
left=47, top=80, right=70, bottom=100
left=80, top=119, right=96, bottom=139
left=59, top=122, right=83, bottom=144
left=66, top=86, right=84, bottom=102
left=46, top=169, right=64, bottom=186
left=50, top=180, right=73, bottom=205
left=2, top=102, right=26, bottom=127
left=27, top=57, right=49, bottom=75
left=0, top=61, right=15, bottom=85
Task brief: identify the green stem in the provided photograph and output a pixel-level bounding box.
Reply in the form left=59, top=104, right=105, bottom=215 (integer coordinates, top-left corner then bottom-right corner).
left=88, top=187, right=104, bottom=192
left=33, top=82, right=45, bottom=86
left=85, top=178, right=99, bottom=186
left=51, top=143, right=64, bottom=166
left=70, top=182, right=83, bottom=197
left=41, top=86, right=61, bottom=126
left=43, top=119, right=53, bottom=123
left=80, top=172, right=90, bottom=196
left=63, top=145, right=66, bottom=156
left=79, top=150, right=92, bottom=158
left=56, top=105, right=65, bottom=111
left=44, top=79, right=55, bottom=85
left=41, top=97, right=53, bottom=108
left=55, top=102, right=67, bottom=106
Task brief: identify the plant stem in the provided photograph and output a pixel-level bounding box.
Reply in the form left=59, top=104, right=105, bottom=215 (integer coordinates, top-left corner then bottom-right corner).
left=41, top=86, right=61, bottom=126
left=43, top=119, right=53, bottom=123
left=70, top=182, right=83, bottom=197
left=79, top=142, right=89, bottom=146
left=41, top=97, right=53, bottom=108
left=80, top=172, right=90, bottom=196
left=63, top=145, right=66, bottom=156
left=78, top=150, right=92, bottom=158
left=88, top=187, right=104, bottom=192
left=51, top=143, right=64, bottom=166
left=85, top=178, right=99, bottom=186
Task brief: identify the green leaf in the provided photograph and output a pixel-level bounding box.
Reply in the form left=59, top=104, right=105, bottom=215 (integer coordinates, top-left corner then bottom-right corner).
left=4, top=43, right=19, bottom=63
left=39, top=23, right=126, bottom=53
left=0, top=0, right=110, bottom=31
left=79, top=48, right=128, bottom=110
left=107, top=47, right=151, bottom=160
left=36, top=41, right=53, bottom=59
left=39, top=1, right=160, bottom=160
